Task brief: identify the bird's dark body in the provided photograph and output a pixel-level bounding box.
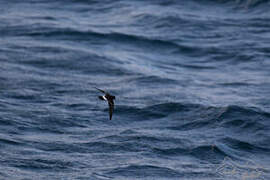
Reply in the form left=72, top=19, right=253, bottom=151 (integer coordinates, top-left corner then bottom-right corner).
left=99, top=95, right=115, bottom=101
left=95, top=88, right=115, bottom=120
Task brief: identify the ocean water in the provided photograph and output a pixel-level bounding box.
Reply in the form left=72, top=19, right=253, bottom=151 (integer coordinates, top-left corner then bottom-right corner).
left=0, top=0, right=270, bottom=179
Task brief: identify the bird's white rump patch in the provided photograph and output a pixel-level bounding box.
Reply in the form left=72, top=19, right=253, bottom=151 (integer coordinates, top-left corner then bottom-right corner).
left=102, top=95, right=107, bottom=101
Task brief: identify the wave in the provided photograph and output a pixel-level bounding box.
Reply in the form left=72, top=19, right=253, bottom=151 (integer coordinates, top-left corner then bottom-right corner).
left=117, top=103, right=270, bottom=128
left=105, top=164, right=183, bottom=178
left=12, top=25, right=261, bottom=66
left=4, top=24, right=208, bottom=57
left=189, top=0, right=269, bottom=8
left=12, top=157, right=73, bottom=170
left=115, top=103, right=198, bottom=121
left=19, top=27, right=184, bottom=51
left=221, top=137, right=270, bottom=153
left=217, top=105, right=270, bottom=132
left=0, top=137, right=22, bottom=146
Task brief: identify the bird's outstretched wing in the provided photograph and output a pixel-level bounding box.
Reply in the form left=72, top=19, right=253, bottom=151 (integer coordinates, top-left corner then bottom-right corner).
left=108, top=101, right=114, bottom=120
left=95, top=87, right=106, bottom=94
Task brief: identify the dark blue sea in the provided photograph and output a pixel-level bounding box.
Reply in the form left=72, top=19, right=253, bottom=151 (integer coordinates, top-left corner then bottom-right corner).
left=0, top=0, right=270, bottom=179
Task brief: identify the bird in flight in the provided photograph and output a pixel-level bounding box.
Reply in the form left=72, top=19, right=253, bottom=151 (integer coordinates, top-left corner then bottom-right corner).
left=95, top=87, right=115, bottom=120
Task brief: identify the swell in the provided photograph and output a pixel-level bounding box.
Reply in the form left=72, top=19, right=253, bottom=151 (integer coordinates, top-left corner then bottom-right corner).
left=116, top=103, right=199, bottom=121
left=4, top=43, right=132, bottom=76
left=217, top=105, right=270, bottom=132
left=190, top=0, right=269, bottom=8
left=13, top=27, right=178, bottom=47
left=221, top=137, right=270, bottom=153
left=9, top=157, right=73, bottom=171
left=4, top=17, right=269, bottom=65
left=6, top=26, right=206, bottom=56
left=105, top=164, right=183, bottom=178
left=90, top=133, right=232, bottom=163
left=0, top=137, right=22, bottom=146
left=117, top=103, right=270, bottom=133
left=152, top=145, right=229, bottom=160
left=30, top=141, right=147, bottom=154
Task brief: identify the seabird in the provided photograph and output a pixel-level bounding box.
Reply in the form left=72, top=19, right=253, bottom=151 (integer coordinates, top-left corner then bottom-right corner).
left=95, top=87, right=115, bottom=120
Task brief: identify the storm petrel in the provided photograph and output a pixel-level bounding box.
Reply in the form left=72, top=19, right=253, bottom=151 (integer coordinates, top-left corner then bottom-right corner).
left=95, top=87, right=115, bottom=120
